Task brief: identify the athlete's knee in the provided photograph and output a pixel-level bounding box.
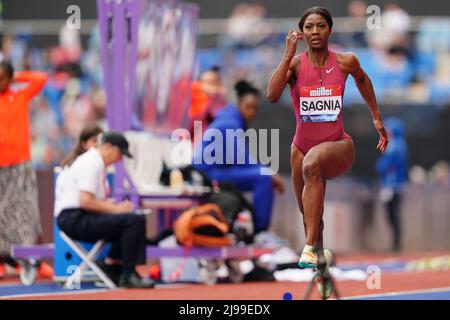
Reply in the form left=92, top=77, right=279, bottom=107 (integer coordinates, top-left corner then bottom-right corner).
left=302, top=158, right=322, bottom=181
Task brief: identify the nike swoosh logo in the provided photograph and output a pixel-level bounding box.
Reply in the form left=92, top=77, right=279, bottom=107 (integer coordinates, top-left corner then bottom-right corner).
left=326, top=67, right=334, bottom=74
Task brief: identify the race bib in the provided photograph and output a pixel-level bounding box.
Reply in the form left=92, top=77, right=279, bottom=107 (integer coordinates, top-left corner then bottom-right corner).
left=299, top=85, right=342, bottom=122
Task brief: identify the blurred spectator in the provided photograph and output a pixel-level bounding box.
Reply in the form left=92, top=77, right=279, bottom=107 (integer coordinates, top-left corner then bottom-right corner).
left=30, top=95, right=63, bottom=169
left=376, top=117, right=409, bottom=252
left=82, top=26, right=103, bottom=87
left=90, top=87, right=108, bottom=126
left=409, top=165, right=428, bottom=185
left=1, top=34, right=29, bottom=70
left=429, top=160, right=450, bottom=186
left=383, top=47, right=414, bottom=89
left=60, top=123, right=103, bottom=168
left=61, top=77, right=96, bottom=138
left=59, top=25, right=82, bottom=64
left=416, top=19, right=450, bottom=54
left=368, top=3, right=412, bottom=58
left=188, top=65, right=227, bottom=145
left=428, top=53, right=450, bottom=106
left=338, top=0, right=368, bottom=47
left=0, top=61, right=48, bottom=266
left=42, top=67, right=70, bottom=127
left=220, top=2, right=274, bottom=49
left=405, top=77, right=430, bottom=104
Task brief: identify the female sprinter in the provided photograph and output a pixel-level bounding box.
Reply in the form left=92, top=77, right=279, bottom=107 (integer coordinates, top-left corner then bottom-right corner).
left=267, top=6, right=388, bottom=296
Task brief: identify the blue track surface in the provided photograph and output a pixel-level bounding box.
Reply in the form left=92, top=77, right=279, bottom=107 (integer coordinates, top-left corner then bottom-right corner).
left=351, top=290, right=450, bottom=300
left=339, top=261, right=408, bottom=272
left=0, top=282, right=105, bottom=298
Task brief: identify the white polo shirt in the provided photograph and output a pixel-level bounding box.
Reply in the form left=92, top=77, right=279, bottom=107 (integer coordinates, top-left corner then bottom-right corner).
left=54, top=148, right=109, bottom=216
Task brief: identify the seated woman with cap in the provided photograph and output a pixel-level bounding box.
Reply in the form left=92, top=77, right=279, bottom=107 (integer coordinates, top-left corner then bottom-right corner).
left=54, top=131, right=154, bottom=288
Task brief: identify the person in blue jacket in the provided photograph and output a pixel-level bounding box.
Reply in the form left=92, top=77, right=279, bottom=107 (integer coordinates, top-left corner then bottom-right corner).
left=375, top=117, right=408, bottom=252
left=193, top=80, right=285, bottom=233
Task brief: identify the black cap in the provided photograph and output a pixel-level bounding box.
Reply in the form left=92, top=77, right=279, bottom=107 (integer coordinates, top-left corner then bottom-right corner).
left=101, top=131, right=133, bottom=158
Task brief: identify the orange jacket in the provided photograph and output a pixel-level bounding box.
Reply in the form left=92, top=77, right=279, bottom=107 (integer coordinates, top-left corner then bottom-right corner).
left=0, top=71, right=48, bottom=167
left=188, top=81, right=209, bottom=119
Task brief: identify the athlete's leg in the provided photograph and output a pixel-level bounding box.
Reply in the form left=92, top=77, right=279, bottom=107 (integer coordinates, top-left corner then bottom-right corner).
left=302, top=139, right=355, bottom=247
left=291, top=144, right=305, bottom=235
left=292, top=144, right=326, bottom=247
left=315, top=182, right=326, bottom=250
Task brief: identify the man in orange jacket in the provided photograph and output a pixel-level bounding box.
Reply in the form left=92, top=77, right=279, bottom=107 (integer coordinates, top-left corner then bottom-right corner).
left=0, top=60, right=51, bottom=278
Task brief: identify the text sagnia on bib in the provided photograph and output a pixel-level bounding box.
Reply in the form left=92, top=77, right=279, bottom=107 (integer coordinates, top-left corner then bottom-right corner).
left=299, top=85, right=342, bottom=122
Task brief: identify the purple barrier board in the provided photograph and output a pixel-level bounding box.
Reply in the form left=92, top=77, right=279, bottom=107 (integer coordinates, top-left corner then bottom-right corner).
left=12, top=245, right=275, bottom=260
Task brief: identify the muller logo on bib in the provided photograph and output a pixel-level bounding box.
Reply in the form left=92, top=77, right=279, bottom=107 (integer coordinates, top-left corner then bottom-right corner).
left=310, top=87, right=333, bottom=97
left=300, top=85, right=343, bottom=122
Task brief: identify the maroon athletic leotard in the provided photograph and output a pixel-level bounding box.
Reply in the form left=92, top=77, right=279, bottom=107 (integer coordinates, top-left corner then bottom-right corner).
left=290, top=50, right=352, bottom=154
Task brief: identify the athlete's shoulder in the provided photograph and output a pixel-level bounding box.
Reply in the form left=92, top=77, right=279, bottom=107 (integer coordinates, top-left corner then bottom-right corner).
left=335, top=51, right=360, bottom=73
left=335, top=51, right=359, bottom=64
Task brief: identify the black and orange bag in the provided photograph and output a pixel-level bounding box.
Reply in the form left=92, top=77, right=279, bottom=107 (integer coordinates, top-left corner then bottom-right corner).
left=174, top=204, right=233, bottom=247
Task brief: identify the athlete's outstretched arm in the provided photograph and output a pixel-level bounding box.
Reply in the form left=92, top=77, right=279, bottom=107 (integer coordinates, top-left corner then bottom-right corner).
left=266, top=30, right=302, bottom=103
left=344, top=53, right=388, bottom=153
